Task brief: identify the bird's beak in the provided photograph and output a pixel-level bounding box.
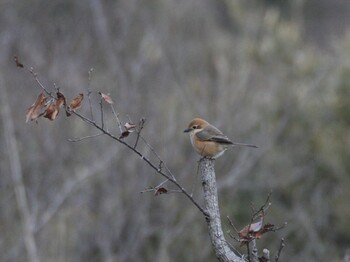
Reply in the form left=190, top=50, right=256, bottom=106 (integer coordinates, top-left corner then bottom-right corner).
left=183, top=128, right=191, bottom=133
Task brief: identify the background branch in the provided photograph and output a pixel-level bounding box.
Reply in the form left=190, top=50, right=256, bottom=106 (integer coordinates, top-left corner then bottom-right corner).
left=0, top=82, right=40, bottom=262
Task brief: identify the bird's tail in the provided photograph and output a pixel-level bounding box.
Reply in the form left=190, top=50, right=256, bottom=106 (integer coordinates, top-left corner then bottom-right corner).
left=231, top=142, right=258, bottom=148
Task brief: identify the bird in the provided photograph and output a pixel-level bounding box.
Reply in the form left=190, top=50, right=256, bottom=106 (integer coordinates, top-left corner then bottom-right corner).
left=184, top=118, right=257, bottom=159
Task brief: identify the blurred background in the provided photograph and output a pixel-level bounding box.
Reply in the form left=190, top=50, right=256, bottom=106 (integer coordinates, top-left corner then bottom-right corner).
left=1, top=0, right=350, bottom=261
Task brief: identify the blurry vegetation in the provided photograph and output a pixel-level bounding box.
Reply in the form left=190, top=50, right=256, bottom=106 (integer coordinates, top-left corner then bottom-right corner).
left=1, top=0, right=350, bottom=261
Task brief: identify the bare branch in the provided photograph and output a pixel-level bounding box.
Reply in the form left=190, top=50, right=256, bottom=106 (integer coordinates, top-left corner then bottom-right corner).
left=34, top=147, right=117, bottom=232
left=133, top=117, right=145, bottom=149
left=251, top=191, right=272, bottom=221
left=251, top=239, right=258, bottom=262
left=0, top=82, right=40, bottom=262
left=111, top=104, right=123, bottom=133
left=274, top=238, right=285, bottom=262
left=71, top=110, right=207, bottom=216
left=99, top=98, right=104, bottom=129
left=27, top=70, right=206, bottom=216
left=227, top=216, right=240, bottom=234
left=29, top=67, right=55, bottom=98
left=86, top=68, right=94, bottom=121
left=68, top=133, right=104, bottom=142
left=199, top=158, right=244, bottom=261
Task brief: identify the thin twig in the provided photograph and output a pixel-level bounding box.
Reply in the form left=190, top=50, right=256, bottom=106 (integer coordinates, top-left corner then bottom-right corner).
left=100, top=99, right=104, bottom=129
left=72, top=110, right=207, bottom=216
left=28, top=71, right=208, bottom=219
left=133, top=117, right=145, bottom=149
left=111, top=104, right=123, bottom=133
left=227, top=216, right=240, bottom=234
left=86, top=68, right=94, bottom=121
left=252, top=191, right=272, bottom=220
left=29, top=67, right=55, bottom=98
left=246, top=192, right=272, bottom=238
left=68, top=133, right=104, bottom=142
left=138, top=134, right=176, bottom=180
left=274, top=238, right=285, bottom=262
left=155, top=178, right=170, bottom=188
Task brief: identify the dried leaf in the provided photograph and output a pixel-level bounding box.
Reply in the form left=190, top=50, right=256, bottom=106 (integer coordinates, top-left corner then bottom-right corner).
left=44, top=102, right=59, bottom=121
left=69, top=93, right=84, bottom=111
left=26, top=93, right=47, bottom=122
left=239, top=216, right=264, bottom=239
left=56, top=91, right=66, bottom=107
left=238, top=216, right=277, bottom=246
left=99, top=92, right=113, bottom=104
left=255, top=224, right=275, bottom=239
left=124, top=122, right=136, bottom=132
left=155, top=187, right=168, bottom=196
left=43, top=93, right=66, bottom=121
left=119, top=131, right=130, bottom=139
left=14, top=55, right=24, bottom=68
left=238, top=216, right=264, bottom=246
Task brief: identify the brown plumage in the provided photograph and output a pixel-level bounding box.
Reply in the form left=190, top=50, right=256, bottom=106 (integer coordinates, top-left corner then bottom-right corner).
left=184, top=118, right=257, bottom=158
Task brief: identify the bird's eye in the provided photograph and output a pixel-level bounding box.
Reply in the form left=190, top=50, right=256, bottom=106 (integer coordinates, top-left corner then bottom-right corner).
left=193, top=125, right=197, bottom=129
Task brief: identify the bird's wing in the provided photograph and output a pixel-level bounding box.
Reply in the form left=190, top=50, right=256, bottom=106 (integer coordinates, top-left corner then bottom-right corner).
left=196, top=126, right=233, bottom=144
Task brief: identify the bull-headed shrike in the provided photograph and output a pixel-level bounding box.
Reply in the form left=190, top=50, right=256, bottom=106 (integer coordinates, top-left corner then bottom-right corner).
left=184, top=118, right=257, bottom=159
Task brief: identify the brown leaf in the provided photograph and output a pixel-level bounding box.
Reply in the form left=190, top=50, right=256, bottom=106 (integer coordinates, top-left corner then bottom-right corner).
left=155, top=187, right=168, bottom=196
left=26, top=93, right=47, bottom=122
left=99, top=92, right=113, bottom=104
left=238, top=216, right=265, bottom=246
left=44, top=102, right=59, bottom=121
left=238, top=216, right=277, bottom=246
left=239, top=216, right=264, bottom=239
left=124, top=122, right=136, bottom=132
left=14, top=55, right=24, bottom=68
left=255, top=223, right=275, bottom=239
left=119, top=131, right=130, bottom=139
left=69, top=93, right=84, bottom=111
left=56, top=91, right=66, bottom=107
left=43, top=93, right=66, bottom=121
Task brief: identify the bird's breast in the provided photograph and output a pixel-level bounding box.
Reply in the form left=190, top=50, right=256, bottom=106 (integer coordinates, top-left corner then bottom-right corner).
left=190, top=133, right=227, bottom=158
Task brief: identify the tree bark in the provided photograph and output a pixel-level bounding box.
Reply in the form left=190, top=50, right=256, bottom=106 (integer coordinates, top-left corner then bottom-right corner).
left=199, top=158, right=244, bottom=262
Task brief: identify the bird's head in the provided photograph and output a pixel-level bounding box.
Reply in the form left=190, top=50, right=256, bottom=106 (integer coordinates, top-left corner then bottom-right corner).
left=184, top=118, right=209, bottom=133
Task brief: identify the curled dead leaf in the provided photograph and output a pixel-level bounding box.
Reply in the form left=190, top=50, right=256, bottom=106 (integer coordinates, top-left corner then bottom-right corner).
left=69, top=93, right=84, bottom=111
left=56, top=91, right=66, bottom=106
left=99, top=92, right=113, bottom=104
left=124, top=122, right=136, bottom=132
left=43, top=93, right=66, bottom=121
left=119, top=131, right=130, bottom=139
left=255, top=224, right=275, bottom=239
left=154, top=187, right=168, bottom=196
left=44, top=102, right=59, bottom=121
left=26, top=93, right=47, bottom=122
left=238, top=215, right=279, bottom=246
left=239, top=216, right=264, bottom=239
